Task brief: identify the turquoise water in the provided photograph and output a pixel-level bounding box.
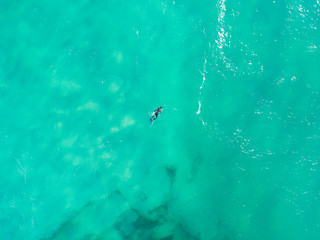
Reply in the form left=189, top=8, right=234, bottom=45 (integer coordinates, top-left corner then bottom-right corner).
left=1, top=0, right=320, bottom=239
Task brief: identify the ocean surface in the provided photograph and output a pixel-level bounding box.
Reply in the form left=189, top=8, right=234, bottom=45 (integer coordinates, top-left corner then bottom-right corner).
left=1, top=0, right=320, bottom=239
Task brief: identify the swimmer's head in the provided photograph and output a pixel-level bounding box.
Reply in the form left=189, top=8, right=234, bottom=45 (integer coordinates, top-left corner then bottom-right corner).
left=160, top=106, right=162, bottom=108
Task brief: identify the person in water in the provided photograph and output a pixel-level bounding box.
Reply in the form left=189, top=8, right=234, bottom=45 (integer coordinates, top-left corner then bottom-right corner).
left=150, top=106, right=162, bottom=121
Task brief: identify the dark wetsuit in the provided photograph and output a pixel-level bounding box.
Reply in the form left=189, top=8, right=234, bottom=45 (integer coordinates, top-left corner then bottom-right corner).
left=150, top=107, right=162, bottom=121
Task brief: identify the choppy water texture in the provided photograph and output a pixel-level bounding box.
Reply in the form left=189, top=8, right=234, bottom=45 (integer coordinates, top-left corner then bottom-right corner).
left=1, top=0, right=320, bottom=239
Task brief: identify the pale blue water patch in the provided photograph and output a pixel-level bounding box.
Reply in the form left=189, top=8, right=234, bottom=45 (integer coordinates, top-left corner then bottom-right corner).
left=1, top=0, right=320, bottom=239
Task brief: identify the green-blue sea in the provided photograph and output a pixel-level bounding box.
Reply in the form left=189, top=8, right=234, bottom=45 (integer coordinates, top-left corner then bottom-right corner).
left=1, top=0, right=320, bottom=239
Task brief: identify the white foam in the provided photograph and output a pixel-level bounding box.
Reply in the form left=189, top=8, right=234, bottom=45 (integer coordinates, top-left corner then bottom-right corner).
left=121, top=115, right=135, bottom=127
left=61, top=135, right=78, bottom=148
left=197, top=100, right=201, bottom=115
left=77, top=101, right=99, bottom=111
left=110, top=127, right=120, bottom=133
left=196, top=57, right=208, bottom=128
left=216, top=0, right=227, bottom=49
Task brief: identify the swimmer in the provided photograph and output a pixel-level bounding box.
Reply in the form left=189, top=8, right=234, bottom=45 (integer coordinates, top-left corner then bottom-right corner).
left=150, top=106, right=162, bottom=121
